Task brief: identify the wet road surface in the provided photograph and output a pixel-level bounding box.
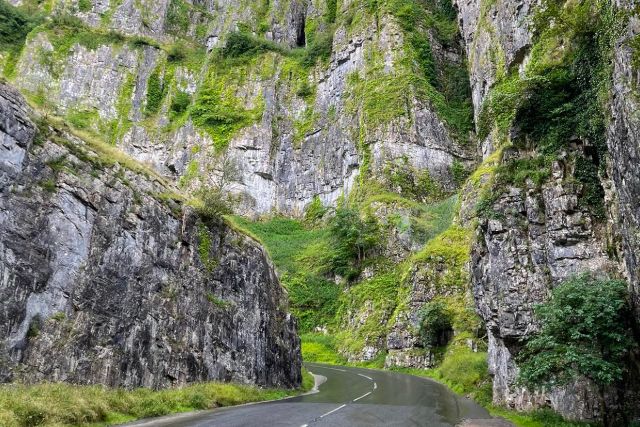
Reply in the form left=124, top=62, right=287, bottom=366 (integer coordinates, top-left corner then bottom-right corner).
left=124, top=363, right=495, bottom=426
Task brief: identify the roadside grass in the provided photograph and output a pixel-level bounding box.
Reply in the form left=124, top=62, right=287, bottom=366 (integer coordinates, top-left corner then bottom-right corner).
left=0, top=372, right=314, bottom=427
left=301, top=333, right=347, bottom=365
left=389, top=362, right=589, bottom=427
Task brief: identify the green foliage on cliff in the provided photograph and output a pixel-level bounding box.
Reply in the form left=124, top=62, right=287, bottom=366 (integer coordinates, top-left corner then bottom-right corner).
left=0, top=0, right=43, bottom=76
left=519, top=275, right=633, bottom=386
left=0, top=380, right=311, bottom=427
left=477, top=0, right=623, bottom=218
left=191, top=72, right=264, bottom=150
left=0, top=0, right=42, bottom=53
left=145, top=66, right=168, bottom=116
left=518, top=274, right=635, bottom=420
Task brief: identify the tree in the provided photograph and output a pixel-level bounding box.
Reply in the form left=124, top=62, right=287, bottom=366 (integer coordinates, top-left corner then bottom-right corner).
left=328, top=203, right=380, bottom=280
left=517, top=274, right=636, bottom=426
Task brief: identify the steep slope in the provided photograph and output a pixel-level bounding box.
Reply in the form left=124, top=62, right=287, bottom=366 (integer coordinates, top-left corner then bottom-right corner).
left=0, top=81, right=301, bottom=389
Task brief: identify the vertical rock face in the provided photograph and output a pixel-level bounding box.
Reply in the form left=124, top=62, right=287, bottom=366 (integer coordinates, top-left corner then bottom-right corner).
left=0, top=82, right=301, bottom=389
left=456, top=0, right=640, bottom=420
left=609, top=1, right=640, bottom=318
left=10, top=0, right=472, bottom=216
left=471, top=172, right=616, bottom=418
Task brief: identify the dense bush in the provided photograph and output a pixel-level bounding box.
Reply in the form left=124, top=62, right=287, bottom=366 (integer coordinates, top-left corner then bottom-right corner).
left=0, top=0, right=43, bottom=75
left=192, top=187, right=234, bottom=223
left=518, top=274, right=636, bottom=426
left=170, top=90, right=191, bottom=116
left=221, top=31, right=281, bottom=58
left=300, top=32, right=333, bottom=68
left=328, top=204, right=380, bottom=280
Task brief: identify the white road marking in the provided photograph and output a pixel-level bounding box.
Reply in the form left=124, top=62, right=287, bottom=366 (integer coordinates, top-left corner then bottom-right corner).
left=300, top=424, right=308, bottom=427
left=319, top=404, right=347, bottom=418
left=314, top=366, right=346, bottom=372
left=373, top=382, right=377, bottom=390
left=353, top=391, right=372, bottom=402
left=357, top=373, right=373, bottom=381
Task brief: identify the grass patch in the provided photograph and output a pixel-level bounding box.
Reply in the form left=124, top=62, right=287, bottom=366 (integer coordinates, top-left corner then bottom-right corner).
left=0, top=380, right=309, bottom=427
left=301, top=333, right=347, bottom=364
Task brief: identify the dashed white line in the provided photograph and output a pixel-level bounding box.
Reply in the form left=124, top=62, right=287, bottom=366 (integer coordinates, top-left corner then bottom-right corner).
left=353, top=391, right=372, bottom=402
left=373, top=382, right=377, bottom=390
left=300, top=424, right=308, bottom=427
left=319, top=404, right=347, bottom=418
left=357, top=373, right=373, bottom=380
left=315, top=366, right=346, bottom=372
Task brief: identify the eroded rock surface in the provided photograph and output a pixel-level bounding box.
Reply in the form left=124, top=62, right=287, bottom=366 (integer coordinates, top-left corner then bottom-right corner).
left=0, top=82, right=301, bottom=389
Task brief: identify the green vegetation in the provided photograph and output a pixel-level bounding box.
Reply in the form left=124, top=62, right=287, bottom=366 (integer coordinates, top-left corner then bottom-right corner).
left=301, top=333, right=346, bottom=364
left=0, top=0, right=43, bottom=77
left=145, top=66, right=168, bottom=116
left=518, top=274, right=636, bottom=426
left=228, top=216, right=340, bottom=331
left=382, top=156, right=443, bottom=202
left=191, top=66, right=265, bottom=150
left=0, top=379, right=312, bottom=427
left=477, top=0, right=623, bottom=219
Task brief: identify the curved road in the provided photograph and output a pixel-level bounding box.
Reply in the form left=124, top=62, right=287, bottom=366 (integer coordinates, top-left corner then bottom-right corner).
left=125, top=363, right=498, bottom=427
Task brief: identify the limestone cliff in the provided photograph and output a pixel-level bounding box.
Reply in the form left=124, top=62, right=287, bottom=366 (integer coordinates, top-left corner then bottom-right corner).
left=0, top=82, right=301, bottom=389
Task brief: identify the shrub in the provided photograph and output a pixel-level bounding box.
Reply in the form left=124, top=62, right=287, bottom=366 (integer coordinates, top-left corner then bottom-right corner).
left=191, top=187, right=234, bottom=223
left=0, top=0, right=43, bottom=56
left=221, top=32, right=281, bottom=58
left=170, top=90, right=191, bottom=115
left=300, top=32, right=333, bottom=68
left=145, top=68, right=167, bottom=115
left=518, top=274, right=636, bottom=426
left=328, top=204, right=380, bottom=280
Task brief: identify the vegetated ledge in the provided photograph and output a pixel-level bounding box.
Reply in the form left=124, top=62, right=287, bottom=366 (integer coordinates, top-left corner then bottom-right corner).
left=0, top=371, right=315, bottom=427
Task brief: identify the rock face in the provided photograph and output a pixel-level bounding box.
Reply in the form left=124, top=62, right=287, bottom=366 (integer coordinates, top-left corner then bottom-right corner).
left=609, top=1, right=640, bottom=319
left=11, top=0, right=472, bottom=216
left=471, top=170, right=615, bottom=418
left=455, top=0, right=640, bottom=420
left=0, top=82, right=301, bottom=389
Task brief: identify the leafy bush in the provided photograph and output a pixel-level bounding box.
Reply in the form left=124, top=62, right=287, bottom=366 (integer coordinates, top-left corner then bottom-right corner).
left=300, top=32, right=333, bottom=68
left=145, top=68, right=167, bottom=115
left=170, top=90, right=191, bottom=116
left=328, top=204, right=380, bottom=280
left=0, top=0, right=43, bottom=74
left=419, top=300, right=453, bottom=347
left=304, top=196, right=327, bottom=225
left=518, top=274, right=636, bottom=425
left=191, top=187, right=234, bottom=223
left=222, top=31, right=280, bottom=58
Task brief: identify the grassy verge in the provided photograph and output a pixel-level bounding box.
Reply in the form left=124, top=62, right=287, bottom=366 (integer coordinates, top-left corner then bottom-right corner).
left=0, top=371, right=314, bottom=427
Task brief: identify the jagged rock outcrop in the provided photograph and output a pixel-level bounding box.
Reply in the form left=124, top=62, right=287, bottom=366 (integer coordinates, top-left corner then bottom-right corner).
left=0, top=82, right=301, bottom=389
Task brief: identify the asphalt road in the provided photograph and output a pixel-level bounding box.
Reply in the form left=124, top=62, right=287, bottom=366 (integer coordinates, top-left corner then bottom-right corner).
left=124, top=363, right=495, bottom=427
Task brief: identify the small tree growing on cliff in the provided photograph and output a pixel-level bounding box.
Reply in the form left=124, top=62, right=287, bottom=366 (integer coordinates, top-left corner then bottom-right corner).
left=517, top=274, right=635, bottom=426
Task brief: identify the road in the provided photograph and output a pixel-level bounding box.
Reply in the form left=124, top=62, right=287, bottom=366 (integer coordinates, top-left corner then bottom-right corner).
left=125, top=363, right=499, bottom=427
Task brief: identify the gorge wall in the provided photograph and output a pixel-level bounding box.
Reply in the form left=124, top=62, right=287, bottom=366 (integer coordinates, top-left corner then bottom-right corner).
left=0, top=82, right=301, bottom=389
left=1, top=0, right=640, bottom=423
